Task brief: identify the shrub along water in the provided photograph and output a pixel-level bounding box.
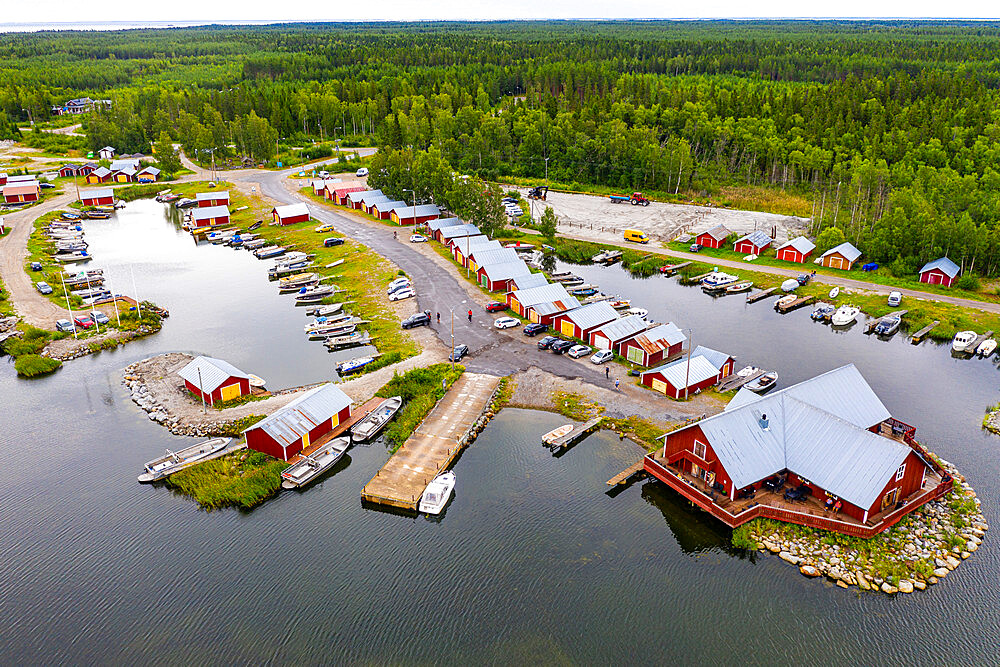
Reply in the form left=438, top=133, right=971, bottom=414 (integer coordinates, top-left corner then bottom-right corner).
left=14, top=354, right=62, bottom=377
left=166, top=448, right=287, bottom=510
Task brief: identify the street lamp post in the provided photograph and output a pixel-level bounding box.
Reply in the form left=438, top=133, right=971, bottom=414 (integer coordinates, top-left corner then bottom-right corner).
left=447, top=300, right=467, bottom=370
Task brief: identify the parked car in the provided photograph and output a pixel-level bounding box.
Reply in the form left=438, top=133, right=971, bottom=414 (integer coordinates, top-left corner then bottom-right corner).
left=35, top=281, right=53, bottom=295
left=568, top=344, right=591, bottom=358
left=318, top=170, right=329, bottom=178
left=315, top=223, right=335, bottom=233
left=73, top=314, right=94, bottom=329
left=401, top=311, right=431, bottom=329
left=448, top=344, right=469, bottom=362
left=537, top=335, right=558, bottom=350
left=689, top=243, right=702, bottom=252
left=388, top=277, right=411, bottom=291
left=387, top=281, right=412, bottom=295
left=887, top=291, right=903, bottom=307
left=89, top=310, right=110, bottom=325
left=551, top=340, right=574, bottom=354
left=323, top=237, right=344, bottom=247
left=356, top=167, right=369, bottom=177
left=55, top=318, right=75, bottom=333
left=493, top=316, right=519, bottom=329
left=409, top=234, right=427, bottom=243
left=485, top=301, right=507, bottom=313
left=523, top=322, right=548, bottom=336
left=388, top=288, right=414, bottom=301
left=40, top=182, right=56, bottom=189
left=30, top=261, right=42, bottom=271
left=590, top=350, right=614, bottom=364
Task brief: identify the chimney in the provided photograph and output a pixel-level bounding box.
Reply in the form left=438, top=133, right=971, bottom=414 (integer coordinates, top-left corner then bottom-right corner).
left=759, top=413, right=769, bottom=430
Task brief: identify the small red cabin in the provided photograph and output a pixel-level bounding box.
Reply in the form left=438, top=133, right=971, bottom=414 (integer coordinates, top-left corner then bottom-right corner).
left=272, top=203, right=310, bottom=226
left=58, top=164, right=80, bottom=178
left=477, top=260, right=531, bottom=292
left=819, top=242, right=862, bottom=271
left=640, top=345, right=734, bottom=398
left=191, top=205, right=230, bottom=228
left=244, top=383, right=353, bottom=461
left=552, top=301, right=619, bottom=341
left=178, top=356, right=251, bottom=406
left=589, top=315, right=649, bottom=352
left=695, top=224, right=731, bottom=249
left=918, top=257, right=960, bottom=288
left=734, top=230, right=773, bottom=256
left=775, top=237, right=816, bottom=264
left=196, top=191, right=230, bottom=208
left=391, top=204, right=440, bottom=226
left=621, top=322, right=687, bottom=367
left=2, top=183, right=40, bottom=203
left=79, top=188, right=114, bottom=207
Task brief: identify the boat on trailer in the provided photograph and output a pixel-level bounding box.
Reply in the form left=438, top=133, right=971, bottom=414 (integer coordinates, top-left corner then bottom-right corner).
left=137, top=437, right=231, bottom=482
left=419, top=471, right=456, bottom=514
left=350, top=396, right=403, bottom=442
left=280, top=437, right=351, bottom=489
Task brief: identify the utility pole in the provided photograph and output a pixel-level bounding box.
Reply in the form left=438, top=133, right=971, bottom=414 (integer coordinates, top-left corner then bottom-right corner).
left=684, top=329, right=694, bottom=399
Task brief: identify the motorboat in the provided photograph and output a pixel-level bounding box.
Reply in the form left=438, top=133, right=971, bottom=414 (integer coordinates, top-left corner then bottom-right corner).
left=977, top=339, right=997, bottom=357
left=307, top=321, right=358, bottom=339
left=174, top=197, right=197, bottom=209
left=304, top=313, right=353, bottom=333
left=254, top=245, right=286, bottom=259
left=726, top=281, right=754, bottom=294
left=61, top=211, right=82, bottom=220
left=608, top=299, right=631, bottom=310
left=336, top=355, right=376, bottom=375
left=811, top=303, right=835, bottom=321
left=277, top=251, right=308, bottom=265
left=624, top=307, right=648, bottom=319
left=307, top=302, right=347, bottom=317
left=952, top=331, right=977, bottom=353
left=280, top=437, right=351, bottom=489
left=56, top=251, right=92, bottom=263
left=279, top=272, right=320, bottom=291
left=85, top=210, right=111, bottom=219
left=735, top=365, right=760, bottom=378
left=774, top=294, right=797, bottom=310
left=350, top=396, right=403, bottom=442
left=323, top=331, right=372, bottom=350
left=744, top=372, right=778, bottom=393
left=243, top=238, right=267, bottom=251
left=780, top=278, right=800, bottom=292
left=601, top=250, right=623, bottom=264
left=542, top=424, right=574, bottom=445
left=591, top=251, right=610, bottom=263
left=874, top=315, right=901, bottom=336
left=829, top=286, right=840, bottom=299
left=269, top=261, right=312, bottom=279
left=570, top=286, right=599, bottom=297
left=207, top=229, right=236, bottom=244
left=137, top=437, right=231, bottom=482
left=280, top=279, right=318, bottom=294
left=831, top=305, right=860, bottom=327
left=295, top=285, right=337, bottom=305
left=701, top=272, right=739, bottom=289
left=72, top=287, right=111, bottom=302
left=561, top=276, right=584, bottom=286
left=418, top=471, right=456, bottom=515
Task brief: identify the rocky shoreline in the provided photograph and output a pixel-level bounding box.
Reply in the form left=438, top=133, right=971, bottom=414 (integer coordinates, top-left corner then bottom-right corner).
left=44, top=323, right=161, bottom=361
left=748, top=458, right=987, bottom=595
left=985, top=408, right=1000, bottom=436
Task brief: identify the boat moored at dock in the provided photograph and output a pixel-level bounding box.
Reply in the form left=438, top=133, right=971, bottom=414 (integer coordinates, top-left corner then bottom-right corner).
left=350, top=396, right=403, bottom=442
left=418, top=471, right=456, bottom=515
left=138, top=437, right=232, bottom=482
left=831, top=305, right=860, bottom=327
left=280, top=437, right=351, bottom=489
left=952, top=331, right=977, bottom=353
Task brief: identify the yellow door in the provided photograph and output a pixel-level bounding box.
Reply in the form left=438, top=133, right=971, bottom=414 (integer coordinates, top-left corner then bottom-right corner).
left=529, top=310, right=540, bottom=324
left=560, top=320, right=575, bottom=337
left=220, top=383, right=241, bottom=402
left=651, top=378, right=667, bottom=394
left=510, top=298, right=520, bottom=314
left=302, top=432, right=311, bottom=450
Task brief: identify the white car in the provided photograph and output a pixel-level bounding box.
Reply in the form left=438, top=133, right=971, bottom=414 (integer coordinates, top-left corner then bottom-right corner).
left=409, top=234, right=427, bottom=243
left=590, top=350, right=614, bottom=364
left=356, top=167, right=369, bottom=177
left=387, top=282, right=412, bottom=295
left=387, top=277, right=411, bottom=291
left=493, top=316, right=520, bottom=329
left=389, top=288, right=414, bottom=301
left=887, top=291, right=903, bottom=307
left=568, top=344, right=591, bottom=359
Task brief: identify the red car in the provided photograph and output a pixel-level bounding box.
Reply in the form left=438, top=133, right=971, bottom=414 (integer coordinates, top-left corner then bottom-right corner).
left=73, top=314, right=95, bottom=329
left=485, top=301, right=507, bottom=313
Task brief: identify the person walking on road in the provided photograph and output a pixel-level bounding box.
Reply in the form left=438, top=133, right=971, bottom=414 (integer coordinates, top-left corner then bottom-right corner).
left=605, top=367, right=610, bottom=379
left=614, top=378, right=620, bottom=391
left=436, top=312, right=441, bottom=324
left=467, top=309, right=472, bottom=322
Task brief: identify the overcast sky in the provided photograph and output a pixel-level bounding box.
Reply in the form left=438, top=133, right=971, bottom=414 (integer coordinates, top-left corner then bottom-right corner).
left=2, top=1, right=997, bottom=26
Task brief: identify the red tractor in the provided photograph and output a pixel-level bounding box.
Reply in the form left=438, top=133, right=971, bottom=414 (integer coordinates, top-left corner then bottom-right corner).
left=629, top=192, right=650, bottom=206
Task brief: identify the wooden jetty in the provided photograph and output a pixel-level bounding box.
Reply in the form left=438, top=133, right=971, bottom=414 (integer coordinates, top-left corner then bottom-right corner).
left=681, top=271, right=712, bottom=285
left=746, top=287, right=777, bottom=303
left=911, top=320, right=940, bottom=344
left=549, top=416, right=603, bottom=452
left=775, top=294, right=815, bottom=313
left=361, top=373, right=500, bottom=511
left=717, top=369, right=765, bottom=392
left=660, top=261, right=691, bottom=276
left=607, top=459, right=647, bottom=486
left=864, top=309, right=909, bottom=334
left=967, top=330, right=994, bottom=352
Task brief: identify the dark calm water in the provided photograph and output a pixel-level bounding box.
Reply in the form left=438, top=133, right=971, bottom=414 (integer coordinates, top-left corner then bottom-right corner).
left=1, top=205, right=998, bottom=664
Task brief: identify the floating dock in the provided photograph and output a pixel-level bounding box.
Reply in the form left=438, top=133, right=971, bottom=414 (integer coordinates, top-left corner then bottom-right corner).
left=606, top=459, right=647, bottom=486
left=911, top=320, right=940, bottom=344
left=361, top=373, right=500, bottom=511
left=746, top=287, right=777, bottom=303
left=549, top=416, right=603, bottom=452
left=775, top=294, right=815, bottom=313
left=864, top=310, right=909, bottom=334
left=717, top=369, right=765, bottom=392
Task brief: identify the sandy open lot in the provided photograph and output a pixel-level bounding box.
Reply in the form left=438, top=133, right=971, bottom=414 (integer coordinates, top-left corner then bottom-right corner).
left=514, top=188, right=810, bottom=246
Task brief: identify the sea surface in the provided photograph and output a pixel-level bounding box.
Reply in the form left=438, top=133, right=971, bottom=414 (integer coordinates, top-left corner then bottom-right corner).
left=1, top=201, right=998, bottom=664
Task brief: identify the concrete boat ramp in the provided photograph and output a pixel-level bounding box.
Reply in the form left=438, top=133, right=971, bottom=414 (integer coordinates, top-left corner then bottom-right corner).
left=361, top=373, right=501, bottom=512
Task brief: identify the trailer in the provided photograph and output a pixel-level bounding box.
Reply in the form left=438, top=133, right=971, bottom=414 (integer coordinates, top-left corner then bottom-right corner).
left=609, top=192, right=650, bottom=207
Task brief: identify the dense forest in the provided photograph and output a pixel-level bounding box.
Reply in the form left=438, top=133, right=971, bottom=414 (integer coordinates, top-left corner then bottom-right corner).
left=3, top=21, right=1000, bottom=276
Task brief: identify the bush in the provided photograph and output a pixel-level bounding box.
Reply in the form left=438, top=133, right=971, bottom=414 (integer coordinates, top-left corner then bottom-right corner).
left=954, top=274, right=981, bottom=291
left=14, top=354, right=62, bottom=377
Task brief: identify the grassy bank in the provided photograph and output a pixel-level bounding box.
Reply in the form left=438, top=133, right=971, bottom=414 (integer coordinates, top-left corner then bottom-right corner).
left=166, top=448, right=287, bottom=510
left=377, top=363, right=465, bottom=452
left=550, top=390, right=672, bottom=450
left=13, top=353, right=62, bottom=377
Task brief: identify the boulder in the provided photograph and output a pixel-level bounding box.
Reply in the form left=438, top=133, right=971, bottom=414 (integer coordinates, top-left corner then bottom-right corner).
left=961, top=551, right=970, bottom=560
left=966, top=541, right=978, bottom=552
left=855, top=571, right=871, bottom=591
left=799, top=565, right=820, bottom=577
left=945, top=556, right=960, bottom=570
left=898, top=580, right=914, bottom=594
left=779, top=551, right=800, bottom=565
left=933, top=567, right=949, bottom=578
left=880, top=582, right=898, bottom=594
left=927, top=576, right=938, bottom=585
left=913, top=580, right=926, bottom=591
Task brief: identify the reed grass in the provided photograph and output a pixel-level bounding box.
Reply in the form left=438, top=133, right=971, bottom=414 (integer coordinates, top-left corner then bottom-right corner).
left=166, top=449, right=287, bottom=510
left=13, top=353, right=62, bottom=377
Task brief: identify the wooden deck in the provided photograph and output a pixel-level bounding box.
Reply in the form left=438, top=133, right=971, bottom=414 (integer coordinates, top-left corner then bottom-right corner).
left=549, top=417, right=603, bottom=452
left=606, top=459, right=647, bottom=486
left=286, top=396, right=382, bottom=465
left=746, top=286, right=777, bottom=303
left=361, top=373, right=501, bottom=511
left=911, top=320, right=939, bottom=344
left=717, top=369, right=764, bottom=392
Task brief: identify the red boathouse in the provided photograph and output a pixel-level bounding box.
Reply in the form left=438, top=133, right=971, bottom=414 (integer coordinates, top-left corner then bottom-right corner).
left=178, top=355, right=251, bottom=406
left=918, top=257, right=961, bottom=288
left=775, top=237, right=816, bottom=264
left=272, top=203, right=310, bottom=226
left=244, top=383, right=353, bottom=461
left=79, top=188, right=114, bottom=207
left=695, top=224, right=731, bottom=249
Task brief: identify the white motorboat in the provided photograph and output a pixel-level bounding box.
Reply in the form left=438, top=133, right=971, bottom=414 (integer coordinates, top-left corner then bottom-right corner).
left=542, top=424, right=574, bottom=445
left=137, top=437, right=231, bottom=482
left=304, top=313, right=352, bottom=332
left=307, top=302, right=346, bottom=317
left=829, top=286, right=840, bottom=299
left=952, top=331, right=977, bottom=353
left=780, top=278, right=800, bottom=292
left=280, top=437, right=351, bottom=489
left=419, top=471, right=456, bottom=514
left=701, top=272, right=739, bottom=288
left=624, top=307, right=648, bottom=319
left=831, top=305, right=860, bottom=327
left=736, top=365, right=760, bottom=378
left=977, top=339, right=997, bottom=357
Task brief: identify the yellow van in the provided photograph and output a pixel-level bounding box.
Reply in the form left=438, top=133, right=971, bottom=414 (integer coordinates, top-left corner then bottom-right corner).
left=624, top=229, right=649, bottom=244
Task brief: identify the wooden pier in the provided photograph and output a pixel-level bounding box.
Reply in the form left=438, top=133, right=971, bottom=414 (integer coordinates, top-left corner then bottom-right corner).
left=660, top=261, right=691, bottom=276
left=746, top=287, right=777, bottom=303
left=287, top=396, right=383, bottom=464
left=775, top=294, right=815, bottom=313
left=361, top=373, right=500, bottom=511
left=717, top=369, right=765, bottom=392
left=606, top=459, right=647, bottom=486
left=549, top=416, right=603, bottom=452
left=911, top=320, right=940, bottom=344
left=681, top=271, right=712, bottom=285
left=967, top=330, right=994, bottom=353
left=864, top=310, right=908, bottom=334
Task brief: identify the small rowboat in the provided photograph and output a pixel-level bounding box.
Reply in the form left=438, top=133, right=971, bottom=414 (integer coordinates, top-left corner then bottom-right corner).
left=609, top=299, right=631, bottom=310
left=829, top=286, right=840, bottom=299
left=248, top=374, right=266, bottom=388
left=744, top=372, right=778, bottom=394
left=774, top=294, right=797, bottom=310
left=977, top=339, right=997, bottom=357
left=323, top=331, right=372, bottom=350
left=280, top=437, right=351, bottom=489
left=726, top=281, right=754, bottom=294
left=542, top=424, right=573, bottom=445
left=350, top=396, right=403, bottom=442
left=336, top=354, right=375, bottom=375
left=138, top=437, right=231, bottom=482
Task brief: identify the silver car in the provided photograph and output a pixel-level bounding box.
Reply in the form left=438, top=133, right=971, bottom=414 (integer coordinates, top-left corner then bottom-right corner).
left=590, top=350, right=614, bottom=364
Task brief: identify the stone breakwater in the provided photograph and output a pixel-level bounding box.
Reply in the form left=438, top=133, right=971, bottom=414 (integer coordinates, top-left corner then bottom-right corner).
left=985, top=408, right=1000, bottom=436
left=123, top=367, right=236, bottom=437
left=44, top=324, right=161, bottom=362
left=750, top=458, right=986, bottom=595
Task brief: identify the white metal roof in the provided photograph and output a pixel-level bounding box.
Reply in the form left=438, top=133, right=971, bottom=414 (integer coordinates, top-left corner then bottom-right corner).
left=196, top=190, right=229, bottom=201
left=427, top=217, right=463, bottom=232
left=80, top=188, right=113, bottom=200
left=470, top=247, right=519, bottom=266
left=244, top=383, right=352, bottom=447
left=919, top=256, right=960, bottom=278
left=511, top=282, right=574, bottom=307
left=439, top=223, right=481, bottom=239
left=592, top=314, right=648, bottom=342
left=459, top=238, right=501, bottom=254
left=392, top=204, right=440, bottom=218
left=178, top=356, right=249, bottom=393
left=821, top=242, right=862, bottom=262
left=481, top=260, right=531, bottom=281
left=532, top=296, right=582, bottom=316
left=373, top=199, right=405, bottom=212
left=559, top=301, right=619, bottom=330
left=735, top=230, right=773, bottom=247
left=691, top=345, right=732, bottom=371
left=192, top=205, right=230, bottom=221
left=347, top=189, right=382, bottom=204
left=110, top=159, right=140, bottom=171
left=641, top=354, right=721, bottom=389
left=777, top=236, right=816, bottom=254
left=510, top=273, right=549, bottom=290
left=626, top=322, right=686, bottom=355
left=699, top=224, right=731, bottom=241
left=274, top=203, right=309, bottom=219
